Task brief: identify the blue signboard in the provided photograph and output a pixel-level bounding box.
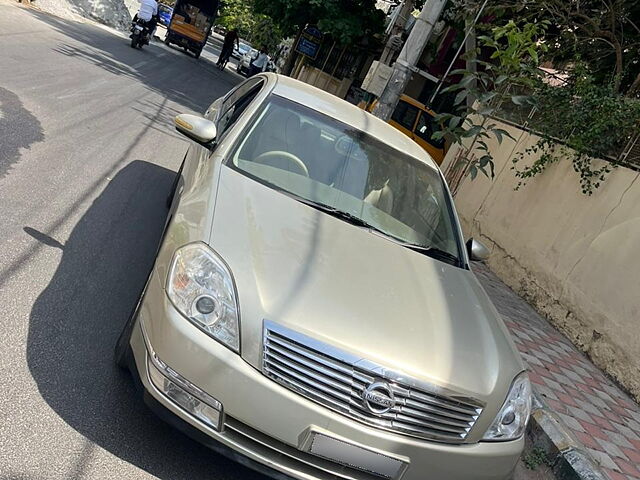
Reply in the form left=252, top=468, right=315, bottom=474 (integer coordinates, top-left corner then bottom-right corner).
left=295, top=25, right=323, bottom=59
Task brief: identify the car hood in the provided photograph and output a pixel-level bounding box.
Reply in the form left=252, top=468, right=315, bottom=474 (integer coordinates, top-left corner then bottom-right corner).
left=209, top=166, right=523, bottom=403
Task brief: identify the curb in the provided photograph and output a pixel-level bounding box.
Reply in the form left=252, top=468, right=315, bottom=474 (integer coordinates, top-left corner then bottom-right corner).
left=528, top=392, right=608, bottom=480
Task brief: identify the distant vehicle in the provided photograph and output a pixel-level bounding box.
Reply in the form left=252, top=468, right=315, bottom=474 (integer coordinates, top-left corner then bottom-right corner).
left=129, top=17, right=153, bottom=50
left=165, top=0, right=220, bottom=59
left=157, top=4, right=173, bottom=27
left=232, top=41, right=251, bottom=60
left=236, top=48, right=258, bottom=76
left=265, top=59, right=277, bottom=73
left=213, top=24, right=227, bottom=35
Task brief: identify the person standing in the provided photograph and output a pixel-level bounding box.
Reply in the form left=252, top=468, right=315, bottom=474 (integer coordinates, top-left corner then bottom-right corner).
left=217, top=29, right=240, bottom=68
left=249, top=47, right=269, bottom=76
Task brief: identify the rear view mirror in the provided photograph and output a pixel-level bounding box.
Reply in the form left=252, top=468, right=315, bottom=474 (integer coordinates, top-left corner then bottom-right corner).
left=466, top=238, right=490, bottom=261
left=174, top=114, right=217, bottom=149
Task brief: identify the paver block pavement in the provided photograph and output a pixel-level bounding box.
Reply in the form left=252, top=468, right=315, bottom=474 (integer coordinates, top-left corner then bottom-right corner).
left=473, top=263, right=640, bottom=480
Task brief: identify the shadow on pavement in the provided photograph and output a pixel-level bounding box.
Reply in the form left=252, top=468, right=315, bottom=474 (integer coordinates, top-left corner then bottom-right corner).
left=26, top=160, right=263, bottom=479
left=0, top=87, right=45, bottom=179
left=23, top=7, right=239, bottom=115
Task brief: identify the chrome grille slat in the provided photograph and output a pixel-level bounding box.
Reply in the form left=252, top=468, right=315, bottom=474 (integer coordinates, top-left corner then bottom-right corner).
left=264, top=362, right=353, bottom=404
left=266, top=334, right=354, bottom=376
left=401, top=398, right=478, bottom=422
left=265, top=351, right=353, bottom=395
left=407, top=390, right=480, bottom=416
left=263, top=321, right=484, bottom=444
left=398, top=406, right=474, bottom=429
left=265, top=343, right=354, bottom=387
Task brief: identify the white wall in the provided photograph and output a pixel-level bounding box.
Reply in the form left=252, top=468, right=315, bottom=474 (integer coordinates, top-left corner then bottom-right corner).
left=442, top=120, right=640, bottom=401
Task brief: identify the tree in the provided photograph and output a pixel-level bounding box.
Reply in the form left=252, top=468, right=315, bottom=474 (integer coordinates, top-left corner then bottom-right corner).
left=435, top=21, right=549, bottom=184
left=487, top=0, right=640, bottom=96
left=217, top=0, right=282, bottom=50
left=253, top=0, right=385, bottom=73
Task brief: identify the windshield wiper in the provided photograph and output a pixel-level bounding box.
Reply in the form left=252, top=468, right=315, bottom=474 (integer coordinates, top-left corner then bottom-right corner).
left=294, top=197, right=461, bottom=267
left=396, top=242, right=461, bottom=266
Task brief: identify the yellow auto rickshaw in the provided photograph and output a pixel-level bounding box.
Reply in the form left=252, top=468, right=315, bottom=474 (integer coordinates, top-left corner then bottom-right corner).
left=360, top=95, right=446, bottom=165
left=164, top=0, right=219, bottom=59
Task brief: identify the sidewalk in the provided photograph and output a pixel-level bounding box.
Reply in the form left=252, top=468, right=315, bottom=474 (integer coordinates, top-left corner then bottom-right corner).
left=473, top=263, right=640, bottom=480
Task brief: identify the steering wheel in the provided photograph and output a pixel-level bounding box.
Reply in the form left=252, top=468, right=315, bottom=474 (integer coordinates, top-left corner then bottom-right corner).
left=253, top=151, right=309, bottom=177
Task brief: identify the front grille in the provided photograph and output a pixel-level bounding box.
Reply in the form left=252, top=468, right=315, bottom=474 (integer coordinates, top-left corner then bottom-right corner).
left=262, top=321, right=484, bottom=444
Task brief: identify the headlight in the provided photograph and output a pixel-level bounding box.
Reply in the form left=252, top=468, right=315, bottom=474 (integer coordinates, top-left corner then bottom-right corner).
left=166, top=243, right=240, bottom=352
left=483, top=372, right=532, bottom=441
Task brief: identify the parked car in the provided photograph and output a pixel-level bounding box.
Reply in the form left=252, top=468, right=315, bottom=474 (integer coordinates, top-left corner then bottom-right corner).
left=232, top=41, right=251, bottom=60
left=157, top=3, right=173, bottom=27
left=116, top=73, right=532, bottom=480
left=236, top=48, right=258, bottom=75
left=213, top=24, right=226, bottom=35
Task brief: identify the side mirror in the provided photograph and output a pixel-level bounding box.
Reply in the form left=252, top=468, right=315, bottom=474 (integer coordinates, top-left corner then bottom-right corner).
left=174, top=114, right=217, bottom=149
left=466, top=238, right=490, bottom=262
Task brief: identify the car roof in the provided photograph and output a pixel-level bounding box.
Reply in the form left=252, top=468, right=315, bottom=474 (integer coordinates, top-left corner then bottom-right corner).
left=265, top=73, right=438, bottom=168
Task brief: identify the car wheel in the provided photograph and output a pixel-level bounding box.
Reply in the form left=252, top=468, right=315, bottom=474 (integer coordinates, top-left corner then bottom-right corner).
left=236, top=64, right=241, bottom=73
left=166, top=155, right=186, bottom=209
left=164, top=36, right=171, bottom=46
left=194, top=49, right=201, bottom=59
left=114, top=274, right=149, bottom=369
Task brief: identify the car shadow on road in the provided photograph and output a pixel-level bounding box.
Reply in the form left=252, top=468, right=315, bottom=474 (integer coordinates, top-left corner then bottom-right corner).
left=26, top=160, right=264, bottom=479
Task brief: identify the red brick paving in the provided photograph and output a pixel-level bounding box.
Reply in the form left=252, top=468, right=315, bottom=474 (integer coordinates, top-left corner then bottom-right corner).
left=474, top=263, right=640, bottom=480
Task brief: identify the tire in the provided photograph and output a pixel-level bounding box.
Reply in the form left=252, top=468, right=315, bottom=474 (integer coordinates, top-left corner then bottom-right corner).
left=236, top=64, right=241, bottom=73
left=165, top=155, right=185, bottom=209
left=164, top=36, right=171, bottom=46
left=194, top=49, right=201, bottom=59
left=114, top=275, right=149, bottom=369
left=130, top=35, right=138, bottom=48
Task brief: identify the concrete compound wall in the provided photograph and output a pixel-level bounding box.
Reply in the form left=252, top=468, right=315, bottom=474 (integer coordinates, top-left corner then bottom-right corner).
left=442, top=120, right=640, bottom=401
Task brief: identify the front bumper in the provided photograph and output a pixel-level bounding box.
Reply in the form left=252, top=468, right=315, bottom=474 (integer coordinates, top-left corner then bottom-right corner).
left=128, top=267, right=523, bottom=480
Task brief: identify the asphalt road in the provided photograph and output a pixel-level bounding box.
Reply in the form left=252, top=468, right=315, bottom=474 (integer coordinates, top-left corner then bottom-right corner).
left=0, top=2, right=264, bottom=479
left=0, top=3, right=548, bottom=479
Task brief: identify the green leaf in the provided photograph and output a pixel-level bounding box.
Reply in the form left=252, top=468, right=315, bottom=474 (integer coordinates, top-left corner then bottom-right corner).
left=479, top=155, right=492, bottom=167
left=431, top=131, right=446, bottom=141
left=463, top=125, right=483, bottom=137
left=433, top=113, right=453, bottom=122
left=495, top=75, right=508, bottom=85
left=449, top=116, right=461, bottom=129
left=441, top=83, right=464, bottom=94
left=459, top=75, right=476, bottom=88
left=495, top=128, right=516, bottom=141
left=454, top=90, right=468, bottom=106
left=469, top=165, right=478, bottom=180
left=511, top=95, right=530, bottom=106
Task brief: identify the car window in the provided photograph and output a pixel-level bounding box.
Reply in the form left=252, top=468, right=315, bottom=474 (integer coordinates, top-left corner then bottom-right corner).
left=217, top=78, right=264, bottom=138
left=415, top=112, right=445, bottom=149
left=391, top=100, right=419, bottom=131
left=228, top=95, right=462, bottom=262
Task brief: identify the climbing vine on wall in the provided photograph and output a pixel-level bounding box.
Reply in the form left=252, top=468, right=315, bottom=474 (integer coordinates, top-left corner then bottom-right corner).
left=512, top=64, right=640, bottom=195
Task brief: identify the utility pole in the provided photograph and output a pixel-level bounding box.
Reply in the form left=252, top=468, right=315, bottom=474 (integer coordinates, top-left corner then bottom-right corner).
left=371, top=0, right=448, bottom=121
left=379, top=0, right=414, bottom=65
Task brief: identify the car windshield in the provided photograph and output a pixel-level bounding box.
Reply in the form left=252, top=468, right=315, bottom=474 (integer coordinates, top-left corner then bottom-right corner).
left=230, top=95, right=463, bottom=264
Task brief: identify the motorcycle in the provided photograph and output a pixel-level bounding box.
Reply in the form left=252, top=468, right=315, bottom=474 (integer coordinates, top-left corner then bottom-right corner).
left=130, top=17, right=152, bottom=49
